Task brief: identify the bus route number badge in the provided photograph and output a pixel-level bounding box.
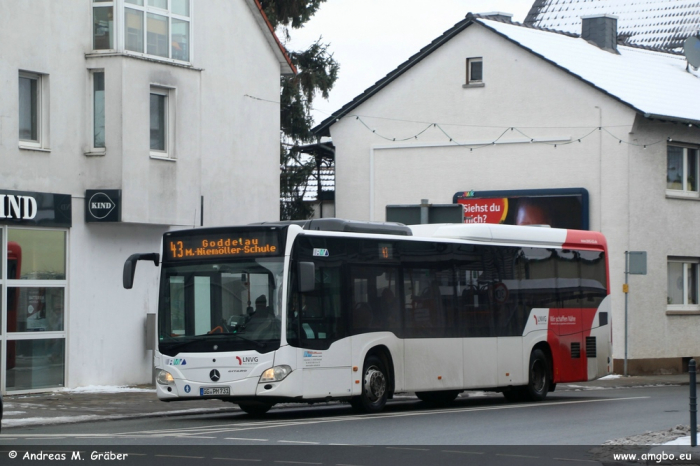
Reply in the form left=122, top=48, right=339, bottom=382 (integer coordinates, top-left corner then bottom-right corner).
left=313, top=248, right=330, bottom=257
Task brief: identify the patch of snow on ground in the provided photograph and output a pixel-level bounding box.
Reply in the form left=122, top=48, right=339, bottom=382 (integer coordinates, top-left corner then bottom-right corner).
left=599, top=374, right=623, bottom=380
left=64, top=385, right=156, bottom=394
left=2, top=415, right=101, bottom=428
left=564, top=384, right=608, bottom=390
left=664, top=436, right=693, bottom=445
left=605, top=425, right=692, bottom=445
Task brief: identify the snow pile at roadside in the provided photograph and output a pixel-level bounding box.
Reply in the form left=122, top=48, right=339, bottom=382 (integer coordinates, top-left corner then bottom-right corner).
left=64, top=385, right=156, bottom=394
left=604, top=425, right=692, bottom=445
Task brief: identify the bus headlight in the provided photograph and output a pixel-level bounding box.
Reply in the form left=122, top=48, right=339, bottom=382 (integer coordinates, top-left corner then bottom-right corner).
left=156, top=370, right=175, bottom=385
left=259, top=365, right=292, bottom=383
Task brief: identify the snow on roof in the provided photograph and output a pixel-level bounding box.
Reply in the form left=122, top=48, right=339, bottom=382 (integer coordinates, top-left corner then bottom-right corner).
left=313, top=14, right=700, bottom=136
left=480, top=18, right=700, bottom=124
left=525, top=0, right=700, bottom=52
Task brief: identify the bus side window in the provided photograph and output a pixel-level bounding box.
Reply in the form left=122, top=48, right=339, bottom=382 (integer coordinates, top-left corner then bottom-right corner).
left=349, top=265, right=399, bottom=335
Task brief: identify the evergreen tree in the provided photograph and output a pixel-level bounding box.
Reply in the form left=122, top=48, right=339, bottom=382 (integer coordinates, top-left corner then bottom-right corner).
left=260, top=0, right=339, bottom=220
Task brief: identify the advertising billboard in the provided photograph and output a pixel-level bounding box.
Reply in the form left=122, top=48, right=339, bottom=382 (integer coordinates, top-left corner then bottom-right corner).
left=453, top=188, right=589, bottom=230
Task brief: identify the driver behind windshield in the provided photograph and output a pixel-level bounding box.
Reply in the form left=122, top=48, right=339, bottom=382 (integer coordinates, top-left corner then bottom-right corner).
left=245, top=295, right=280, bottom=339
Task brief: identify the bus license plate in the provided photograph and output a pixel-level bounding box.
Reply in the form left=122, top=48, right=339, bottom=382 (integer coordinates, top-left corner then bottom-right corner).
left=200, top=387, right=229, bottom=396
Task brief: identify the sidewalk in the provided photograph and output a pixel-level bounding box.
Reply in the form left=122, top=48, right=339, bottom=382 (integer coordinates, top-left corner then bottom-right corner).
left=0, top=373, right=693, bottom=430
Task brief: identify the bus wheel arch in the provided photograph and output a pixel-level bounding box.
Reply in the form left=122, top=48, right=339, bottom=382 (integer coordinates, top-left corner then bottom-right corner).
left=504, top=343, right=553, bottom=403
left=351, top=346, right=395, bottom=413
left=525, top=345, right=552, bottom=401
left=531, top=341, right=554, bottom=389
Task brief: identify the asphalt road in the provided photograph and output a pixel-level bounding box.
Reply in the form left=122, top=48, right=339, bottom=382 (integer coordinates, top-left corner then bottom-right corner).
left=0, top=384, right=689, bottom=445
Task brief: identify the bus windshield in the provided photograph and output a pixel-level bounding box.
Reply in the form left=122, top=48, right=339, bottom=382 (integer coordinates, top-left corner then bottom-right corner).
left=158, top=257, right=284, bottom=356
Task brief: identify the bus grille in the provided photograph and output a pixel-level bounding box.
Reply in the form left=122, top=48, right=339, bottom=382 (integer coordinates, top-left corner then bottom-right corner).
left=586, top=336, right=597, bottom=358
left=571, top=342, right=581, bottom=359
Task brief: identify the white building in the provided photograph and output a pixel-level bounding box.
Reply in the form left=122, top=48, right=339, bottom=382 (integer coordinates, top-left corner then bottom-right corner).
left=0, top=0, right=294, bottom=393
left=313, top=13, right=700, bottom=375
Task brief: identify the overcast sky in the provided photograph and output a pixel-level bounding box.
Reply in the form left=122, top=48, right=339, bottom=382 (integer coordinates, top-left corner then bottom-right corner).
left=285, top=1, right=534, bottom=127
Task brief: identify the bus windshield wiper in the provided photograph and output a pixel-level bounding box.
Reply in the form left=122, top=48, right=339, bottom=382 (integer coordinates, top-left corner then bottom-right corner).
left=159, top=337, right=200, bottom=354
left=203, top=332, right=265, bottom=348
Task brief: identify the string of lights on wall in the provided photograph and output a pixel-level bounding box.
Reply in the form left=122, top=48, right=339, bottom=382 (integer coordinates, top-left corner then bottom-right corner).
left=243, top=94, right=673, bottom=150
left=351, top=115, right=668, bottom=151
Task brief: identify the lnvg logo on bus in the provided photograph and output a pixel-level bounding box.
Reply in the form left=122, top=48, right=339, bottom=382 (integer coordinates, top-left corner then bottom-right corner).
left=303, top=351, right=322, bottom=358
left=533, top=315, right=547, bottom=325
left=313, top=248, right=330, bottom=257
left=167, top=359, right=187, bottom=366
left=235, top=356, right=259, bottom=365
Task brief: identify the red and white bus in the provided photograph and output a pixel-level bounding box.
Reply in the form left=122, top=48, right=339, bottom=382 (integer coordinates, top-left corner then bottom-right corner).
left=124, top=219, right=611, bottom=415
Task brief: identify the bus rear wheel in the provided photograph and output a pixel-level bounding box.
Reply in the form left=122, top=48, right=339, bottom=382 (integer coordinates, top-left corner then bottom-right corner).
left=502, top=349, right=551, bottom=402
left=415, top=390, right=461, bottom=406
left=351, top=355, right=388, bottom=413
left=238, top=401, right=273, bottom=416
left=524, top=349, right=550, bottom=401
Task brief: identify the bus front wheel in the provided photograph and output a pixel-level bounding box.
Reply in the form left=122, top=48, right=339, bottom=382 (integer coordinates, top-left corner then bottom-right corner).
left=352, top=355, right=388, bottom=413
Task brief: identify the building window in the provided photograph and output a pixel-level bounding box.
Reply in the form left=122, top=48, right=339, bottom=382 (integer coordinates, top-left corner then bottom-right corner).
left=19, top=72, right=48, bottom=149
left=124, top=0, right=191, bottom=62
left=667, top=145, right=699, bottom=195
left=93, top=1, right=114, bottom=50
left=466, top=57, right=483, bottom=85
left=150, top=87, right=173, bottom=156
left=19, top=74, right=39, bottom=143
left=4, top=228, right=67, bottom=391
left=668, top=258, right=700, bottom=311
left=93, top=71, right=106, bottom=149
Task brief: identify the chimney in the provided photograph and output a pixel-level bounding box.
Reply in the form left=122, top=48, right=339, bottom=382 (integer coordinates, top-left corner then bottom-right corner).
left=473, top=12, right=513, bottom=23
left=581, top=15, right=619, bottom=53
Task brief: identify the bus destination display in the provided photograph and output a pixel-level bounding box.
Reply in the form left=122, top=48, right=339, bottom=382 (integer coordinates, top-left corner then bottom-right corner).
left=165, top=231, right=280, bottom=261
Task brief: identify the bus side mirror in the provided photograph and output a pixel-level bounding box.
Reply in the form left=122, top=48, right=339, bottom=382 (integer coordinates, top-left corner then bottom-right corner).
left=123, top=253, right=160, bottom=289
left=298, top=261, right=316, bottom=293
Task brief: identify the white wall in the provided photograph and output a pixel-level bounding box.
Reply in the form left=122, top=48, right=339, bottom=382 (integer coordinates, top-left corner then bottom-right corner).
left=68, top=199, right=166, bottom=387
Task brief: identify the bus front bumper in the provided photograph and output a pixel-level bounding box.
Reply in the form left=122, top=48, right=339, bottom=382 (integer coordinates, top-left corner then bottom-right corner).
left=155, top=368, right=303, bottom=402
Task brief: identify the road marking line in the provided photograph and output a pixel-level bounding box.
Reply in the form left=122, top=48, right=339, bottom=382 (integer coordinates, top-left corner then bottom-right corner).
left=277, top=440, right=321, bottom=445
left=274, top=461, right=323, bottom=465
left=24, top=437, right=65, bottom=440
left=386, top=447, right=429, bottom=451
left=225, top=438, right=269, bottom=442
left=212, top=459, right=262, bottom=462
left=441, top=450, right=485, bottom=455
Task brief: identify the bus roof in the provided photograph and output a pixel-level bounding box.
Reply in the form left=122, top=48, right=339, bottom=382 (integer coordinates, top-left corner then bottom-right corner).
left=409, top=223, right=606, bottom=250
left=255, top=219, right=413, bottom=236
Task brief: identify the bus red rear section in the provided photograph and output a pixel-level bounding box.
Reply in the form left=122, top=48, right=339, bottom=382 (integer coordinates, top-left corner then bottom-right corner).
left=548, top=307, right=599, bottom=383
